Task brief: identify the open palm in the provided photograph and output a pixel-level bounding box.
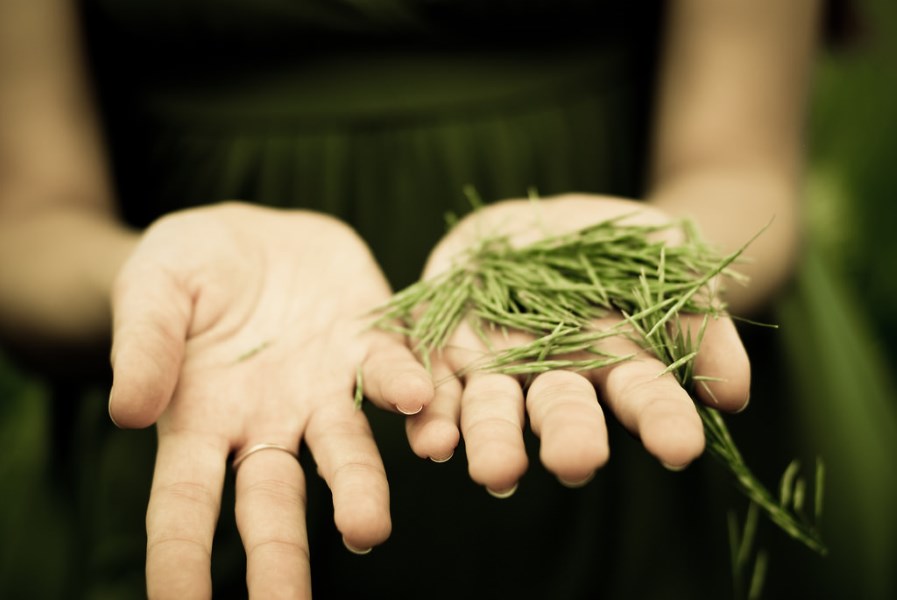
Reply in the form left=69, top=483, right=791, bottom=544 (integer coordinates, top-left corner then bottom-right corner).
left=406, top=195, right=751, bottom=496
left=108, top=203, right=432, bottom=598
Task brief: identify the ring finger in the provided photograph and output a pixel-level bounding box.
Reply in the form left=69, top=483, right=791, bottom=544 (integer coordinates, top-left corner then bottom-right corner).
left=234, top=442, right=310, bottom=599
left=526, top=370, right=608, bottom=485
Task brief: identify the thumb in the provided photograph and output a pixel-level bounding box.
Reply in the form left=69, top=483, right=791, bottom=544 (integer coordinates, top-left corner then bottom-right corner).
left=109, top=260, right=191, bottom=428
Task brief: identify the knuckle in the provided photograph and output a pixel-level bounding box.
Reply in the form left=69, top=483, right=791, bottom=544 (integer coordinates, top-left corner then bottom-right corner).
left=463, top=415, right=521, bottom=441
left=247, top=538, right=311, bottom=564
left=331, top=458, right=384, bottom=485
left=465, top=375, right=520, bottom=401
left=317, top=411, right=373, bottom=439
left=243, top=477, right=306, bottom=508
left=541, top=398, right=600, bottom=425
left=146, top=535, right=211, bottom=559
left=153, top=480, right=218, bottom=512
left=528, top=374, right=595, bottom=414
left=467, top=383, right=508, bottom=402
left=607, top=359, right=673, bottom=399
left=634, top=392, right=695, bottom=426
left=529, top=369, right=590, bottom=395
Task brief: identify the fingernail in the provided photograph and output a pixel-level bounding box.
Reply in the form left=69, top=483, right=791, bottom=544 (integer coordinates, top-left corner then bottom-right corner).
left=661, top=461, right=688, bottom=472
left=108, top=387, right=121, bottom=428
left=734, top=394, right=751, bottom=414
left=486, top=483, right=518, bottom=499
left=558, top=472, right=595, bottom=488
left=342, top=538, right=372, bottom=555
left=430, top=451, right=454, bottom=464
left=397, top=403, right=423, bottom=416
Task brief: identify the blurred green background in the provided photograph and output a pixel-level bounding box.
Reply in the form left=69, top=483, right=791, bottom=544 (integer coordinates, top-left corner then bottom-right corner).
left=808, top=0, right=897, bottom=362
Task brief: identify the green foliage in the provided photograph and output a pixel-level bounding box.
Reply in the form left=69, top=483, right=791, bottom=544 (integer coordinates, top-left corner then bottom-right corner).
left=374, top=211, right=826, bottom=555
left=809, top=0, right=897, bottom=359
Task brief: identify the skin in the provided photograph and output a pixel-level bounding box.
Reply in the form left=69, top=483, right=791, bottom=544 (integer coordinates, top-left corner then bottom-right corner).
left=0, top=0, right=819, bottom=597
left=110, top=205, right=433, bottom=598
left=406, top=197, right=751, bottom=493
left=409, top=0, right=821, bottom=494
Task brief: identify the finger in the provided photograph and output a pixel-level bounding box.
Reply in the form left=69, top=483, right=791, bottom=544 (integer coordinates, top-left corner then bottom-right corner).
left=235, top=446, right=310, bottom=599
left=145, top=432, right=227, bottom=600
left=460, top=373, right=528, bottom=496
left=526, top=370, right=608, bottom=485
left=361, top=334, right=434, bottom=415
left=590, top=333, right=704, bottom=470
left=405, top=357, right=461, bottom=462
left=110, top=263, right=191, bottom=428
left=305, top=401, right=391, bottom=552
left=682, top=314, right=751, bottom=412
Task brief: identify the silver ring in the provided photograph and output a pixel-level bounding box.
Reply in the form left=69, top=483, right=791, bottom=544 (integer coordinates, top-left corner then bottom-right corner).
left=232, top=443, right=299, bottom=470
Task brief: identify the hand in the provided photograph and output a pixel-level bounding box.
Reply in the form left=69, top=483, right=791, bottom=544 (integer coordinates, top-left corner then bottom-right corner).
left=107, top=203, right=433, bottom=598
left=405, top=194, right=750, bottom=495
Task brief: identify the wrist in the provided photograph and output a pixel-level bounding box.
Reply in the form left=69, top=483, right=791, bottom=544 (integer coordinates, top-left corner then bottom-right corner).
left=0, top=208, right=140, bottom=347
left=646, top=167, right=803, bottom=314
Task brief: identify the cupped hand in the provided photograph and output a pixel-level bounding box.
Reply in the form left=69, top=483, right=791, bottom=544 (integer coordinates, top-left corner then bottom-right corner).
left=108, top=202, right=433, bottom=599
left=405, top=195, right=750, bottom=495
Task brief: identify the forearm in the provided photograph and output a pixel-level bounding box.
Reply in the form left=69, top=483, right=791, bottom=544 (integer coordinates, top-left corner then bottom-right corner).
left=647, top=0, right=820, bottom=315
left=648, top=165, right=800, bottom=315
left=0, top=207, right=137, bottom=348
left=0, top=0, right=138, bottom=350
